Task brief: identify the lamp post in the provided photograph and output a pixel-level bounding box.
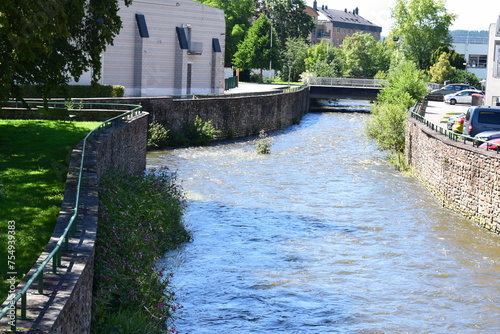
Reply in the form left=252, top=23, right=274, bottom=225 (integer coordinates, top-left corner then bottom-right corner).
left=269, top=15, right=273, bottom=81
left=463, top=62, right=468, bottom=85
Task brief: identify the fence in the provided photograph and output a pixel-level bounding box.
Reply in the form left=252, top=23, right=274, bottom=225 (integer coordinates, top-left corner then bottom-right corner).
left=0, top=101, right=143, bottom=332
left=308, top=77, right=386, bottom=88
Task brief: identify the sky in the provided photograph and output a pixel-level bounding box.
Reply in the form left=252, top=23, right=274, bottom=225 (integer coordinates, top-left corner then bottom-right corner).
left=305, top=0, right=500, bottom=36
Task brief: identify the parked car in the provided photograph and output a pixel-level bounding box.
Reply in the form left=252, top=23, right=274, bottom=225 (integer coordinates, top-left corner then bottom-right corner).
left=444, top=90, right=484, bottom=105
left=427, top=83, right=477, bottom=101
left=462, top=106, right=500, bottom=137
left=473, top=130, right=500, bottom=145
left=452, top=114, right=465, bottom=133
left=447, top=113, right=465, bottom=130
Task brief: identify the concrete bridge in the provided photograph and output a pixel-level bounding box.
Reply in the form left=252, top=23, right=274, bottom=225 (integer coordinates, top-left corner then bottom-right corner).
left=308, top=77, right=385, bottom=100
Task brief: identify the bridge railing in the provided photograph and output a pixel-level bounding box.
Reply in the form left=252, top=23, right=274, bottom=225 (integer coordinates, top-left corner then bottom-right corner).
left=308, top=77, right=386, bottom=88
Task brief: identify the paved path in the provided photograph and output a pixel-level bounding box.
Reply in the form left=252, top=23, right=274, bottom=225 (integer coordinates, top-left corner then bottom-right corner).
left=224, top=82, right=295, bottom=94
left=424, top=101, right=470, bottom=127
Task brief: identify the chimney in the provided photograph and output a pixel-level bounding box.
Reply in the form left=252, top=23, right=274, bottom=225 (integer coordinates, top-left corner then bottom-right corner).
left=313, top=0, right=317, bottom=11
left=355, top=7, right=359, bottom=15
left=322, top=4, right=324, bottom=10
left=325, top=5, right=328, bottom=10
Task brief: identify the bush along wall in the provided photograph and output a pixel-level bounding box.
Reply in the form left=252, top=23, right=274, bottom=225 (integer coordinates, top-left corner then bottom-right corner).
left=92, top=168, right=191, bottom=334
left=12, top=84, right=125, bottom=99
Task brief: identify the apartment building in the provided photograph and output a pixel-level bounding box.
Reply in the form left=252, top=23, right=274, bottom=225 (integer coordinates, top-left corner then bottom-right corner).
left=307, top=0, right=382, bottom=46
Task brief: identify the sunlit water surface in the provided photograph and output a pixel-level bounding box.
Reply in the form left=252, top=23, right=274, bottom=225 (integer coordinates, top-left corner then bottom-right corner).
left=148, top=112, right=500, bottom=334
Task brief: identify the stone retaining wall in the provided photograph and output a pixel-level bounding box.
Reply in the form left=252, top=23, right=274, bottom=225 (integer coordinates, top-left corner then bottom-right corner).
left=406, top=116, right=500, bottom=233
left=83, top=87, right=310, bottom=140
left=0, top=112, right=148, bottom=333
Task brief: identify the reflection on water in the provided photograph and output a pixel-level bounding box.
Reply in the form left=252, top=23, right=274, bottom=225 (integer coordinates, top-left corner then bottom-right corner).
left=148, top=112, right=500, bottom=333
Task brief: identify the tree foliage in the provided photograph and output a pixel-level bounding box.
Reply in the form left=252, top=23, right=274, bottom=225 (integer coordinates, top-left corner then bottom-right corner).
left=340, top=32, right=391, bottom=78
left=0, top=0, right=132, bottom=103
left=428, top=52, right=455, bottom=84
left=430, top=46, right=465, bottom=69
left=195, top=0, right=254, bottom=66
left=233, top=14, right=281, bottom=80
left=304, top=39, right=342, bottom=77
left=260, top=0, right=315, bottom=50
left=391, top=0, right=456, bottom=70
left=282, top=37, right=309, bottom=82
left=366, top=58, right=427, bottom=166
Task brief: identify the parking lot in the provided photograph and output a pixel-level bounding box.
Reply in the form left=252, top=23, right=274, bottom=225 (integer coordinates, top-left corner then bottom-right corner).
left=423, top=100, right=470, bottom=126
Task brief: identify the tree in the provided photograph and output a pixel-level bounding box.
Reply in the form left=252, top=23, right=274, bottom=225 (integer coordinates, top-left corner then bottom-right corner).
left=282, top=37, right=309, bottom=82
left=194, top=0, right=254, bottom=66
left=0, top=0, right=132, bottom=103
left=391, top=0, right=456, bottom=70
left=233, top=14, right=281, bottom=81
left=365, top=58, right=427, bottom=168
left=304, top=39, right=342, bottom=77
left=430, top=46, right=465, bottom=69
left=261, top=0, right=315, bottom=50
left=340, top=32, right=391, bottom=78
left=428, top=52, right=455, bottom=83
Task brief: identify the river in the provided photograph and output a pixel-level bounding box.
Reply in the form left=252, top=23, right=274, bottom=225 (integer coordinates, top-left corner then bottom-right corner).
left=147, top=111, right=500, bottom=333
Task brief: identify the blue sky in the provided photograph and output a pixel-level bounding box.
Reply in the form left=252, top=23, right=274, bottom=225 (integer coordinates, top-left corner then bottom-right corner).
left=306, top=0, right=500, bottom=35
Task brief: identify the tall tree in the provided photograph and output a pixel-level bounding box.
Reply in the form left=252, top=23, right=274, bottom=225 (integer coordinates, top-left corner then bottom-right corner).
left=340, top=32, right=390, bottom=78
left=233, top=14, right=281, bottom=81
left=195, top=0, right=254, bottom=66
left=428, top=52, right=455, bottom=84
left=0, top=0, right=132, bottom=103
left=391, top=0, right=456, bottom=70
left=260, top=0, right=315, bottom=50
left=282, top=37, right=309, bottom=82
left=430, top=46, right=465, bottom=69
left=304, top=39, right=342, bottom=77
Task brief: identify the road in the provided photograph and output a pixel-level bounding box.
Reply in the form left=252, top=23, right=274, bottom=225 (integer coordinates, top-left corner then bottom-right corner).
left=424, top=100, right=470, bottom=126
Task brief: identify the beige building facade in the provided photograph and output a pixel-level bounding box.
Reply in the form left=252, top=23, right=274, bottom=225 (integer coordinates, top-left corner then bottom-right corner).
left=485, top=17, right=500, bottom=106
left=75, top=0, right=226, bottom=97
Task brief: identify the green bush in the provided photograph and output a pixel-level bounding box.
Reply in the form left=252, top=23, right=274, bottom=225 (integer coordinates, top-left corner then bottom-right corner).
left=92, top=169, right=190, bottom=334
left=12, top=84, right=125, bottom=99
left=255, top=130, right=273, bottom=154
left=147, top=121, right=170, bottom=150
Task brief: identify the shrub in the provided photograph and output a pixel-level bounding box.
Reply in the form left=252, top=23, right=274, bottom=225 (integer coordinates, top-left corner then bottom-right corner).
left=184, top=115, right=220, bottom=146
left=92, top=168, right=190, bottom=334
left=147, top=121, right=170, bottom=149
left=255, top=129, right=273, bottom=154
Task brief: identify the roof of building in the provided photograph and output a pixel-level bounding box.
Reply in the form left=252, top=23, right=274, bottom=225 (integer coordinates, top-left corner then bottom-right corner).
left=313, top=4, right=382, bottom=33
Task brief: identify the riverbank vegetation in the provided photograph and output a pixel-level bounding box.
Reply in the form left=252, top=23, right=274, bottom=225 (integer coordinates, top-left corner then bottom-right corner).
left=147, top=115, right=220, bottom=149
left=0, top=120, right=100, bottom=301
left=92, top=168, right=190, bottom=334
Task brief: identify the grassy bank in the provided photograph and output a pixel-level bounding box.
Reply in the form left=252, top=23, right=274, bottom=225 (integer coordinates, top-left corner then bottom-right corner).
left=0, top=120, right=100, bottom=301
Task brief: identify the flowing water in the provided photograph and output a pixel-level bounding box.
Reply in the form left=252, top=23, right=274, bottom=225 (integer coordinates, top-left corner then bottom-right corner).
left=148, top=111, right=500, bottom=334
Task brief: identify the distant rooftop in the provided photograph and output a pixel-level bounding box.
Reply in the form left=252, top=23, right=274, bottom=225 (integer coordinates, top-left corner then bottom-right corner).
left=313, top=2, right=382, bottom=33
left=450, top=30, right=488, bottom=44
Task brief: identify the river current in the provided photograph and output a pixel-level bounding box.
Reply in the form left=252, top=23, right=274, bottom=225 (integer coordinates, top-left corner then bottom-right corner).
left=148, top=112, right=500, bottom=333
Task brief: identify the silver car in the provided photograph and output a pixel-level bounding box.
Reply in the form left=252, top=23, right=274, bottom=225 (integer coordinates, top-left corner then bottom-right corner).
left=444, top=89, right=483, bottom=105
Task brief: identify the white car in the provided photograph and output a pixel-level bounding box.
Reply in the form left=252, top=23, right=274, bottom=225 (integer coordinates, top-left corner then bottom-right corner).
left=444, top=89, right=484, bottom=105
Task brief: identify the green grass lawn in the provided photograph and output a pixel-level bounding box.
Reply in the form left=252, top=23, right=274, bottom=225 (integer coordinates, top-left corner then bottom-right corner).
left=0, top=120, right=100, bottom=302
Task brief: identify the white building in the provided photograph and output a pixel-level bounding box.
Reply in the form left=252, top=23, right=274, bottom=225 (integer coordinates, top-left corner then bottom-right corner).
left=485, top=17, right=500, bottom=106
left=451, top=31, right=488, bottom=81
left=74, top=0, right=226, bottom=97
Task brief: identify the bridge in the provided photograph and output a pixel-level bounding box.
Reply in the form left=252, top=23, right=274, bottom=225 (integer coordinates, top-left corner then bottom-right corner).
left=308, top=77, right=385, bottom=100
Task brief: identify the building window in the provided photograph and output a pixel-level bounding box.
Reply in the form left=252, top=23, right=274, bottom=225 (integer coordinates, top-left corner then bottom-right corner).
left=495, top=42, right=500, bottom=78
left=468, top=54, right=487, bottom=68
left=135, top=14, right=149, bottom=38
left=212, top=38, right=221, bottom=53
left=176, top=27, right=189, bottom=49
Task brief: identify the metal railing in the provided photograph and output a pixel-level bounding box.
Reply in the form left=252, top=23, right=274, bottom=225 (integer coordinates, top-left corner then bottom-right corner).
left=410, top=101, right=500, bottom=153
left=172, top=83, right=308, bottom=100
left=0, top=101, right=143, bottom=332
left=308, top=77, right=386, bottom=88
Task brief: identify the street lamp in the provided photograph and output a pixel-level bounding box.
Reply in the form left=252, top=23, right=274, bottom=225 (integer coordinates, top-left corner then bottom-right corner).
left=463, top=62, right=468, bottom=85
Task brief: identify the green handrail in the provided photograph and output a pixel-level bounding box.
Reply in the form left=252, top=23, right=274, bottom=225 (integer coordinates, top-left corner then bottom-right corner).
left=0, top=101, right=143, bottom=332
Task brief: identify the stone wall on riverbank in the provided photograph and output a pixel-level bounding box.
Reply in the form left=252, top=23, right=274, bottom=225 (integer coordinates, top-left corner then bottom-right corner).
left=406, top=116, right=500, bottom=233
left=84, top=86, right=310, bottom=140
